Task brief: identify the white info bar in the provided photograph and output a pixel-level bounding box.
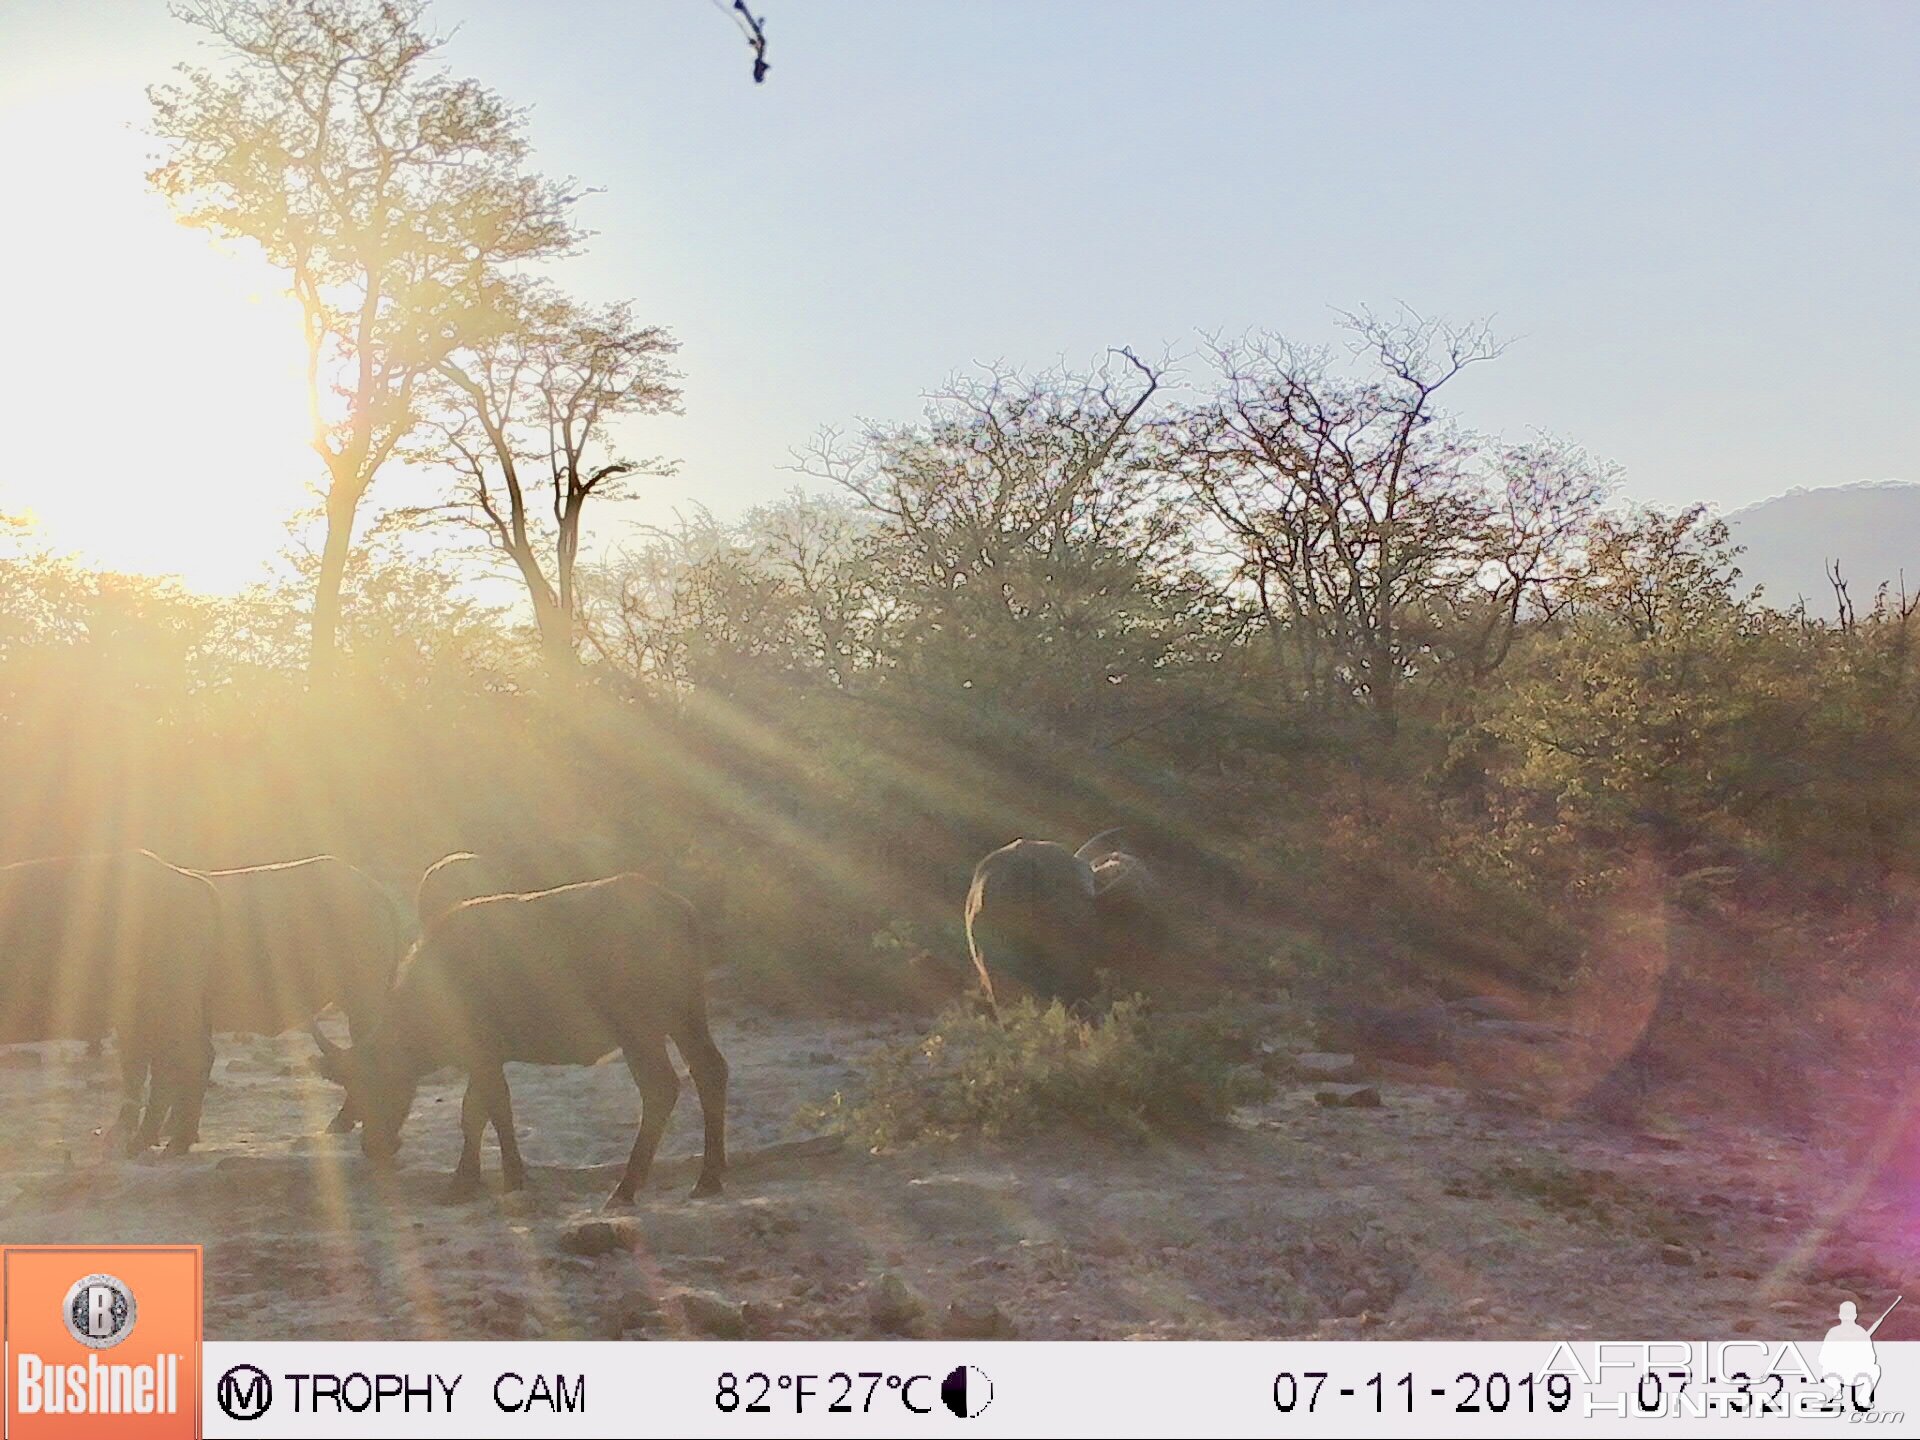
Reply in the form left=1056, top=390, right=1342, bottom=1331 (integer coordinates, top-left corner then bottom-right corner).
left=198, top=1339, right=1920, bottom=1439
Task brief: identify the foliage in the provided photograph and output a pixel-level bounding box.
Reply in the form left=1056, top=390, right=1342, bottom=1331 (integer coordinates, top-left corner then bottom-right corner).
left=817, top=998, right=1271, bottom=1148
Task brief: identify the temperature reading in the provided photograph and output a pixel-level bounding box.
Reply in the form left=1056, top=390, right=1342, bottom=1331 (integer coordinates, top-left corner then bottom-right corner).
left=714, top=1370, right=954, bottom=1416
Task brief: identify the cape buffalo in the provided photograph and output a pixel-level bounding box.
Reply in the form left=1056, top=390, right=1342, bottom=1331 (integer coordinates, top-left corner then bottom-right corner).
left=315, top=872, right=728, bottom=1204
left=0, top=850, right=219, bottom=1152
left=198, top=855, right=407, bottom=1131
left=964, top=829, right=1150, bottom=1010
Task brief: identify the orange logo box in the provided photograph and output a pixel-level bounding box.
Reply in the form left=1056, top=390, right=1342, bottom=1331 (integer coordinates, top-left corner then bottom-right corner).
left=2, top=1246, right=201, bottom=1440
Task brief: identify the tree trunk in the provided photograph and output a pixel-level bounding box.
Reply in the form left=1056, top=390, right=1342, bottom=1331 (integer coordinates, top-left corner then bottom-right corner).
left=535, top=597, right=579, bottom=675
left=307, top=491, right=359, bottom=689
left=506, top=543, right=577, bottom=677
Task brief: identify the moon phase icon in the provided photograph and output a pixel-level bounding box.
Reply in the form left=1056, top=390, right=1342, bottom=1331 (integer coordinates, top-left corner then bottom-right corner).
left=941, top=1365, right=993, bottom=1418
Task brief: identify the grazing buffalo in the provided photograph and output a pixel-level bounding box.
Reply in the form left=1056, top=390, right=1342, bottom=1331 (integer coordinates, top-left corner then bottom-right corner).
left=0, top=850, right=219, bottom=1152
left=964, top=829, right=1152, bottom=1010
left=315, top=873, right=728, bottom=1204
left=198, top=855, right=407, bottom=1131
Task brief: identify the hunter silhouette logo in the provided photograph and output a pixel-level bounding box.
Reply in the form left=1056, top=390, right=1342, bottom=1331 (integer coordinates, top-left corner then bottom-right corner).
left=3, top=1245, right=201, bottom=1439
left=1819, top=1295, right=1901, bottom=1397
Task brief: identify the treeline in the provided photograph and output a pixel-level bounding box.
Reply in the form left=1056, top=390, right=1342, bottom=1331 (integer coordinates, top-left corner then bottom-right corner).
left=3, top=314, right=1916, bottom=1012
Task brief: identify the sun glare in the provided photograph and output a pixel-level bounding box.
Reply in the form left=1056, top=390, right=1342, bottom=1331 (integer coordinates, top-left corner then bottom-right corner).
left=2, top=85, right=314, bottom=595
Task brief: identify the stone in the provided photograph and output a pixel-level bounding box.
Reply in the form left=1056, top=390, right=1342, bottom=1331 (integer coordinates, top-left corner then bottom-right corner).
left=673, top=1289, right=747, bottom=1339
left=741, top=1301, right=783, bottom=1333
left=617, top=1294, right=661, bottom=1332
left=943, top=1300, right=1015, bottom=1339
left=867, top=1271, right=925, bottom=1333
left=556, top=1217, right=639, bottom=1257
left=1314, top=1085, right=1383, bottom=1109
left=1660, top=1245, right=1694, bottom=1267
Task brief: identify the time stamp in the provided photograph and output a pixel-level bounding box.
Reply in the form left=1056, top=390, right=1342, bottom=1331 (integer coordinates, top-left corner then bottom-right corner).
left=1271, top=1368, right=1885, bottom=1420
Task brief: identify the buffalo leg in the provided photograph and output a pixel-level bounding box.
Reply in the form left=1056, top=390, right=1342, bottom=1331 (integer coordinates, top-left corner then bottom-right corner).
left=162, top=1035, right=213, bottom=1156
left=326, top=1009, right=363, bottom=1134
left=608, top=1039, right=679, bottom=1207
left=675, top=1020, right=729, bottom=1198
left=486, top=1071, right=527, bottom=1193
left=114, top=1045, right=151, bottom=1154
left=447, top=1079, right=489, bottom=1199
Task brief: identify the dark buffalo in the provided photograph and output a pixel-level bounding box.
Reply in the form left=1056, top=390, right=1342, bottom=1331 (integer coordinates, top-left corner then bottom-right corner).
left=198, top=855, right=407, bottom=1131
left=316, top=872, right=728, bottom=1204
left=964, top=829, right=1150, bottom=1010
left=0, top=850, right=219, bottom=1152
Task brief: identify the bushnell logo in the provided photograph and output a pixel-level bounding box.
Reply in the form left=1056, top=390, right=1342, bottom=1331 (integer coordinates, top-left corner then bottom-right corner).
left=3, top=1244, right=201, bottom=1439
left=64, top=1273, right=138, bottom=1349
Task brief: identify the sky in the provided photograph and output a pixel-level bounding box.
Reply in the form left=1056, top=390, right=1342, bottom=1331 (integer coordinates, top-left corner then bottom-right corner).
left=0, top=0, right=1914, bottom=593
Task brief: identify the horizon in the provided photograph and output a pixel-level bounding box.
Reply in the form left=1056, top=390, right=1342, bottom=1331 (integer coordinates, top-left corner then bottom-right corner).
left=2, top=0, right=1915, bottom=594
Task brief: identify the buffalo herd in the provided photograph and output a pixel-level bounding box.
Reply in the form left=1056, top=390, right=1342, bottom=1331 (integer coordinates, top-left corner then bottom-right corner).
left=0, top=830, right=1153, bottom=1204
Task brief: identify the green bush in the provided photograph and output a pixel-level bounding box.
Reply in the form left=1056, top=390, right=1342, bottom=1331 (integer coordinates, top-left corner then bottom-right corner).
left=817, top=997, right=1270, bottom=1149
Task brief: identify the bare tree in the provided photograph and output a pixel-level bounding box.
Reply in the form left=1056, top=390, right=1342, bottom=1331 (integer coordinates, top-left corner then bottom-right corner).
left=1167, top=313, right=1555, bottom=731
left=149, top=0, right=580, bottom=685
left=413, top=284, right=680, bottom=672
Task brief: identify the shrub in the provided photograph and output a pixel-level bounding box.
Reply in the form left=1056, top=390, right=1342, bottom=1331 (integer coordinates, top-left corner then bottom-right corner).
left=817, top=997, right=1269, bottom=1149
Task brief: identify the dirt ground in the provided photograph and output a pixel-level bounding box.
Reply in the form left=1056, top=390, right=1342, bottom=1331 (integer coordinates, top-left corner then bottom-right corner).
left=2, top=995, right=1917, bottom=1344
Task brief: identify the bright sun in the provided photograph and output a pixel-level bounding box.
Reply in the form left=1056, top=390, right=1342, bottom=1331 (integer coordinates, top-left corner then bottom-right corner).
left=2, top=84, right=316, bottom=595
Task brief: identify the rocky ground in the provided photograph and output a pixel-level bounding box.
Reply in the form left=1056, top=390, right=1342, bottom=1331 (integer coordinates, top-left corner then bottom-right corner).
left=2, top=999, right=1916, bottom=1345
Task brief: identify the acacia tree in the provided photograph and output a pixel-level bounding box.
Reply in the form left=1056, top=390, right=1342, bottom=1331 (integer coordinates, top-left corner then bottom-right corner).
left=412, top=284, right=680, bottom=672
left=799, top=353, right=1207, bottom=740
left=148, top=0, right=580, bottom=684
left=1168, top=314, right=1599, bottom=731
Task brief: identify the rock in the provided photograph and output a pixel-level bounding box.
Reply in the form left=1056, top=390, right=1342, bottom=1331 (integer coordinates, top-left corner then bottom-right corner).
left=1660, top=1245, right=1694, bottom=1267
left=673, top=1289, right=747, bottom=1339
left=1292, top=1052, right=1358, bottom=1080
left=617, top=1294, right=660, bottom=1332
left=1314, top=1084, right=1383, bottom=1109
left=1338, top=1287, right=1370, bottom=1315
left=867, top=1271, right=925, bottom=1333
left=556, top=1217, right=639, bottom=1257
left=944, top=1300, right=1015, bottom=1339
left=1733, top=1318, right=1757, bottom=1333
left=804, top=1051, right=838, bottom=1066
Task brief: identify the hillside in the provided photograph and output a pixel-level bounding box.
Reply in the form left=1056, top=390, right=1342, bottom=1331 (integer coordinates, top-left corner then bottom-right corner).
left=1725, top=480, right=1920, bottom=614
